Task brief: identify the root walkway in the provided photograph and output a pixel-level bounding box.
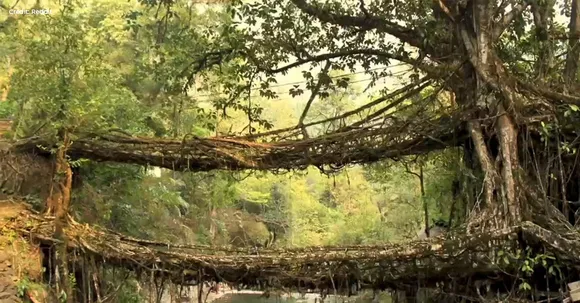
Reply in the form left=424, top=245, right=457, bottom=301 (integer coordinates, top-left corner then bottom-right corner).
left=2, top=200, right=580, bottom=292
left=8, top=116, right=463, bottom=172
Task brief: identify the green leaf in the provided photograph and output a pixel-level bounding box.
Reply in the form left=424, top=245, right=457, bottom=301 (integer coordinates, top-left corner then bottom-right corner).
left=519, top=282, right=531, bottom=291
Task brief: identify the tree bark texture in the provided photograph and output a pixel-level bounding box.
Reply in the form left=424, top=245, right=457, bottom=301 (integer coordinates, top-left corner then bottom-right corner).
left=450, top=0, right=524, bottom=230
left=45, top=131, right=73, bottom=303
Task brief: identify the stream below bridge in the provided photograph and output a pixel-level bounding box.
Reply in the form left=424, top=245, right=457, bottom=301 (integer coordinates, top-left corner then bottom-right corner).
left=210, top=293, right=384, bottom=303
left=160, top=289, right=389, bottom=303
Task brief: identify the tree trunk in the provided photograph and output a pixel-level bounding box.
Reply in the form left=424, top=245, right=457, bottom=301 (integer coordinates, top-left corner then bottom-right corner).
left=455, top=0, right=523, bottom=230
left=565, top=0, right=580, bottom=86
left=45, top=130, right=74, bottom=303
left=496, top=105, right=521, bottom=224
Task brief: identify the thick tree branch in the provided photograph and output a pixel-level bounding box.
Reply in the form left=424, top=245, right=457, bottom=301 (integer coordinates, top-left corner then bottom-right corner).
left=358, top=0, right=369, bottom=17
left=435, top=0, right=455, bottom=22
left=492, top=1, right=531, bottom=41
left=298, top=60, right=331, bottom=127
left=461, top=18, right=580, bottom=108
left=517, top=80, right=580, bottom=105
left=255, top=49, right=450, bottom=78
left=459, top=26, right=498, bottom=89
left=288, top=0, right=426, bottom=50
left=467, top=121, right=499, bottom=218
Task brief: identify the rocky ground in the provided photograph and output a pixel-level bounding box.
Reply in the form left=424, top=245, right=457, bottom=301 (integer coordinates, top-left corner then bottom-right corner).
left=159, top=285, right=266, bottom=303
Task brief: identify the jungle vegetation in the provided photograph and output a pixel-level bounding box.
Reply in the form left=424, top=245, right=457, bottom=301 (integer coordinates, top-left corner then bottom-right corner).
left=1, top=0, right=579, bottom=301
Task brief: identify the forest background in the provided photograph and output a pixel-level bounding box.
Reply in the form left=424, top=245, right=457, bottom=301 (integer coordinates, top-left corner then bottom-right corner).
left=0, top=0, right=460, bottom=249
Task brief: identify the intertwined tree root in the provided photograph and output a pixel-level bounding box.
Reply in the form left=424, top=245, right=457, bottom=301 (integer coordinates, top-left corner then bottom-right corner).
left=2, top=199, right=579, bottom=296
left=8, top=114, right=464, bottom=173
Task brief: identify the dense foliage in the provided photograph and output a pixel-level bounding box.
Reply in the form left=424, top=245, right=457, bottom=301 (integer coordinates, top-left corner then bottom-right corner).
left=0, top=0, right=457, bottom=249
left=3, top=0, right=579, bottom=301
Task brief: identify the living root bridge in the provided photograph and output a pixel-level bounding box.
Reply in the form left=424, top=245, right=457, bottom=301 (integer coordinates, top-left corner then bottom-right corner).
left=9, top=115, right=464, bottom=172
left=3, top=200, right=580, bottom=292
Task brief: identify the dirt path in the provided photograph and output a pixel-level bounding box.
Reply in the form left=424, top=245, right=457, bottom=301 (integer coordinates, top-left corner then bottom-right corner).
left=0, top=250, right=20, bottom=303
left=0, top=201, right=46, bottom=303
